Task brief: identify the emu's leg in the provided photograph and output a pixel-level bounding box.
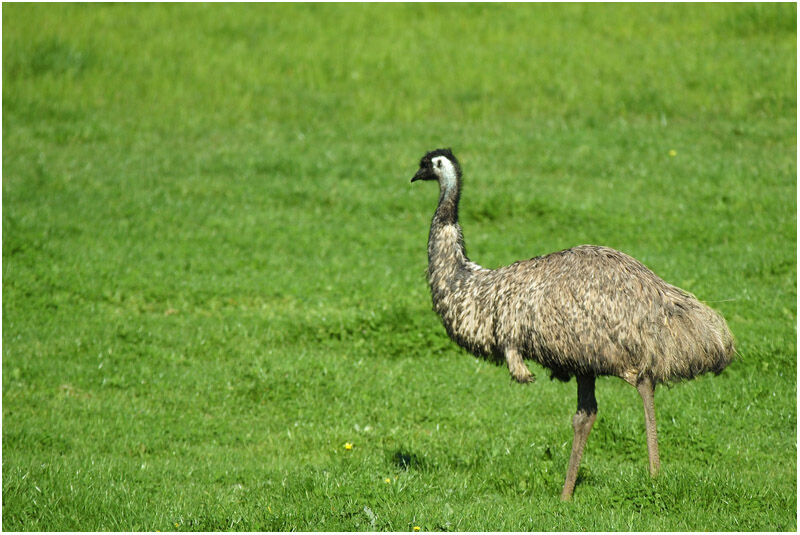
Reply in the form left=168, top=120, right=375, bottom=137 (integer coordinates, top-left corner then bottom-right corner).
left=561, top=374, right=597, bottom=501
left=505, top=347, right=535, bottom=383
left=637, top=376, right=660, bottom=477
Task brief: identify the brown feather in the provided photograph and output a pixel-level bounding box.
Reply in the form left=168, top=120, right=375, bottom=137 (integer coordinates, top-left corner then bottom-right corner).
left=423, top=158, right=735, bottom=386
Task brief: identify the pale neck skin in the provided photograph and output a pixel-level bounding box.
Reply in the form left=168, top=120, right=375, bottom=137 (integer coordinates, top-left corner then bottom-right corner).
left=431, top=155, right=461, bottom=227
left=434, top=156, right=458, bottom=194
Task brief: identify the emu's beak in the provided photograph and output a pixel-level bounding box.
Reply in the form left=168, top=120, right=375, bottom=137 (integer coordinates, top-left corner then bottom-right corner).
left=411, top=167, right=429, bottom=183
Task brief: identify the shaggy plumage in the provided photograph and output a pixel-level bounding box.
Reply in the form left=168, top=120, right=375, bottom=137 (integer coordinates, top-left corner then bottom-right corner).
left=411, top=148, right=735, bottom=499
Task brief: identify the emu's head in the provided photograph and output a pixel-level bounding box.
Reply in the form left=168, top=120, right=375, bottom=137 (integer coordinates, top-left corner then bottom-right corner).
left=411, top=148, right=461, bottom=190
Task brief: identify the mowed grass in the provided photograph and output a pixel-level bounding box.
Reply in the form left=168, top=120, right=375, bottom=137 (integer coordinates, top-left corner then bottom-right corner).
left=2, top=3, right=796, bottom=531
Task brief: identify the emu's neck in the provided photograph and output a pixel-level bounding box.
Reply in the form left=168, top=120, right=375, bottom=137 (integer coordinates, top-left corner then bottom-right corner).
left=427, top=178, right=479, bottom=286
left=426, top=177, right=494, bottom=358
left=433, top=176, right=460, bottom=227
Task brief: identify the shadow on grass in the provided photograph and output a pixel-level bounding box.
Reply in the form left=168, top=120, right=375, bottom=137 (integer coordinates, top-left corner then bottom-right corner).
left=390, top=449, right=426, bottom=471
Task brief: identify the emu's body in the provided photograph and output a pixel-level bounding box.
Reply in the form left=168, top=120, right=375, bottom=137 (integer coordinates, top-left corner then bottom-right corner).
left=412, top=148, right=734, bottom=499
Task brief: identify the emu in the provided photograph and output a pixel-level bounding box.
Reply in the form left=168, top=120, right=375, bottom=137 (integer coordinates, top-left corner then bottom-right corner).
left=411, top=148, right=734, bottom=500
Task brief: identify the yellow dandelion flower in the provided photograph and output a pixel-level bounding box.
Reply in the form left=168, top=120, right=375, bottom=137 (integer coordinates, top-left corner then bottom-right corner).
left=668, top=149, right=677, bottom=157
left=344, top=442, right=353, bottom=450
left=413, top=526, right=421, bottom=532
left=385, top=477, right=391, bottom=483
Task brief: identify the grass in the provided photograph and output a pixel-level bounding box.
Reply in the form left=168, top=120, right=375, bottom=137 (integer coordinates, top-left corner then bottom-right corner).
left=2, top=2, right=796, bottom=531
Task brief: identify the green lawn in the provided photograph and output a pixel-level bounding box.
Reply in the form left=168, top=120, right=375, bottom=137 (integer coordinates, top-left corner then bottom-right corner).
left=2, top=3, right=796, bottom=531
